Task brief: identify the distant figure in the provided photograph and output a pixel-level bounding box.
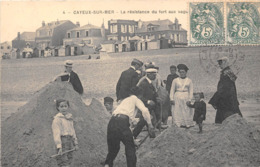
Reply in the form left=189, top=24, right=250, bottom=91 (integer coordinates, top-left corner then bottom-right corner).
left=209, top=57, right=242, bottom=124
left=170, top=64, right=194, bottom=128
left=58, top=60, right=84, bottom=95
left=166, top=65, right=179, bottom=94
left=104, top=97, right=115, bottom=114
left=52, top=99, right=79, bottom=167
left=116, top=58, right=143, bottom=102
left=187, top=92, right=206, bottom=133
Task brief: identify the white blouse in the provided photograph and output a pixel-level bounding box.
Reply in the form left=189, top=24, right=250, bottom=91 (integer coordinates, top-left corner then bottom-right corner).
left=170, top=77, right=193, bottom=101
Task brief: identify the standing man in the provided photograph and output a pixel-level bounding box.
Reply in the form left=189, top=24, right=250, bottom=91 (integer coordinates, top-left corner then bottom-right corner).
left=58, top=60, right=84, bottom=95
left=209, top=57, right=242, bottom=124
left=133, top=64, right=160, bottom=138
left=104, top=87, right=155, bottom=167
left=116, top=58, right=143, bottom=101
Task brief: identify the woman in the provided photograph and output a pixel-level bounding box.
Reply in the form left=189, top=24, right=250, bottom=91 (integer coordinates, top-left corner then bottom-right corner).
left=170, top=64, right=194, bottom=128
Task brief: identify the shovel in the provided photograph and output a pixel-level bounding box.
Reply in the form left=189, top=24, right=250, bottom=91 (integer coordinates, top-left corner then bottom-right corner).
left=50, top=148, right=76, bottom=158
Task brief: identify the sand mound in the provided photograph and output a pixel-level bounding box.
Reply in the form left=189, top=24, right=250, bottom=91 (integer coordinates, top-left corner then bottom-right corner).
left=137, top=114, right=260, bottom=167
left=1, top=82, right=110, bottom=167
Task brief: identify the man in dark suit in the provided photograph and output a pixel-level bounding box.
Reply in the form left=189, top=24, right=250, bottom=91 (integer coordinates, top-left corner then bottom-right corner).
left=116, top=58, right=143, bottom=101
left=59, top=60, right=84, bottom=95
left=133, top=64, right=160, bottom=138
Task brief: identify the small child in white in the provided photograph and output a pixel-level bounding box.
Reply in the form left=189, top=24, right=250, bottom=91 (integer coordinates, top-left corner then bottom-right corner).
left=52, top=99, right=79, bottom=167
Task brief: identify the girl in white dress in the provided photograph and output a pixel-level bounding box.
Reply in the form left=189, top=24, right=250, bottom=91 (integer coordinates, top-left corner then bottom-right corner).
left=170, top=64, right=194, bottom=128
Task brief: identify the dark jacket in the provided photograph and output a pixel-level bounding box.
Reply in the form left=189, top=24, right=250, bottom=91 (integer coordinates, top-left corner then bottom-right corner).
left=209, top=66, right=242, bottom=123
left=116, top=67, right=139, bottom=101
left=188, top=101, right=206, bottom=122
left=137, top=78, right=157, bottom=110
left=60, top=71, right=84, bottom=95
left=166, top=74, right=179, bottom=93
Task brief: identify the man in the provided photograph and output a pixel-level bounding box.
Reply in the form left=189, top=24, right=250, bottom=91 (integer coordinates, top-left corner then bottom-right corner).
left=104, top=87, right=155, bottom=167
left=209, top=57, right=242, bottom=124
left=116, top=58, right=143, bottom=101
left=133, top=64, right=160, bottom=138
left=58, top=60, right=84, bottom=95
left=104, top=97, right=115, bottom=114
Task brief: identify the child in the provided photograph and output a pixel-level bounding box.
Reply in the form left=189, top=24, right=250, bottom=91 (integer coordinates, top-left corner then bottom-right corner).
left=166, top=65, right=179, bottom=94
left=52, top=99, right=79, bottom=167
left=186, top=92, right=206, bottom=133
left=104, top=97, right=114, bottom=114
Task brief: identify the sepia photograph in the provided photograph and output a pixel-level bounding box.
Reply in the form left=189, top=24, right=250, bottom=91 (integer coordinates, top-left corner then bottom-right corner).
left=0, top=0, right=260, bottom=166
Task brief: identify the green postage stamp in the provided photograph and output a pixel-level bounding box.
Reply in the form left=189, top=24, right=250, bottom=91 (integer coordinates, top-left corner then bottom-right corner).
left=227, top=2, right=260, bottom=45
left=190, top=2, right=224, bottom=45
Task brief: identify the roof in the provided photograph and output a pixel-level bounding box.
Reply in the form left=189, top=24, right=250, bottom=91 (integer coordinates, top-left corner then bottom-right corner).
left=36, top=20, right=70, bottom=31
left=70, top=24, right=101, bottom=31
left=0, top=41, right=12, bottom=46
left=13, top=32, right=36, bottom=41
left=136, top=19, right=186, bottom=33
left=101, top=40, right=117, bottom=44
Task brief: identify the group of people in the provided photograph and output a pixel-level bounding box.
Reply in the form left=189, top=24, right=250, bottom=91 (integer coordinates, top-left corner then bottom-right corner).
left=51, top=57, right=243, bottom=167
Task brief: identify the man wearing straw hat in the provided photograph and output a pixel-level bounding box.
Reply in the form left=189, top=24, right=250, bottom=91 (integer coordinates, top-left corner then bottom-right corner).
left=58, top=60, right=84, bottom=95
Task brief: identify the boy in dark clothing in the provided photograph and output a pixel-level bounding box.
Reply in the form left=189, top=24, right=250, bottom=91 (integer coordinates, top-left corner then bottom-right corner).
left=187, top=92, right=206, bottom=133
left=166, top=65, right=179, bottom=94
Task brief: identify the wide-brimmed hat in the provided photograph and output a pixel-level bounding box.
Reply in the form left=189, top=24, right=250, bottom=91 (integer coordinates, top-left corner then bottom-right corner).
left=64, top=60, right=73, bottom=67
left=177, top=64, right=189, bottom=71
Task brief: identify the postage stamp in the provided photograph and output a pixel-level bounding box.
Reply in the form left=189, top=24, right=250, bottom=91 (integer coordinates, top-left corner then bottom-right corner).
left=189, top=2, right=224, bottom=45
left=199, top=46, right=246, bottom=76
left=227, top=2, right=260, bottom=45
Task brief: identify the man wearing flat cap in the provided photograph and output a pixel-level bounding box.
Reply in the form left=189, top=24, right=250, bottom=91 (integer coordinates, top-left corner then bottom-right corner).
left=116, top=58, right=143, bottom=102
left=58, top=60, right=84, bottom=95
left=209, top=57, right=242, bottom=124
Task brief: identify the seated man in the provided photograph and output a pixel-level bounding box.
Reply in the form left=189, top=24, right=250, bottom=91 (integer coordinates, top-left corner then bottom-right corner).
left=55, top=60, right=84, bottom=95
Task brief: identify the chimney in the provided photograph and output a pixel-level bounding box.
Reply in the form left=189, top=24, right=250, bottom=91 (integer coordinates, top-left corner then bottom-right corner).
left=138, top=19, right=142, bottom=29
left=42, top=21, right=45, bottom=27
left=56, top=19, right=60, bottom=25
left=17, top=32, right=21, bottom=40
left=76, top=22, right=80, bottom=27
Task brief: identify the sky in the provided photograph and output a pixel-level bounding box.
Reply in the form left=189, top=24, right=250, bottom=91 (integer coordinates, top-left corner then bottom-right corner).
left=0, top=0, right=190, bottom=43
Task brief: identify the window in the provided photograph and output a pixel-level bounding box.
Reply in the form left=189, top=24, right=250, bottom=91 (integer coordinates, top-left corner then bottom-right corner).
left=67, top=33, right=71, bottom=38
left=86, top=31, right=88, bottom=37
left=7, top=46, right=10, bottom=49
left=111, top=24, right=117, bottom=33
left=48, top=30, right=51, bottom=36
left=77, top=32, right=80, bottom=38
left=177, top=34, right=179, bottom=42
left=1, top=46, right=3, bottom=49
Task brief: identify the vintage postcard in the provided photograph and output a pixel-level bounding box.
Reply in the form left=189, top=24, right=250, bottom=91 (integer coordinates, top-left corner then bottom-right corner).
left=1, top=0, right=260, bottom=167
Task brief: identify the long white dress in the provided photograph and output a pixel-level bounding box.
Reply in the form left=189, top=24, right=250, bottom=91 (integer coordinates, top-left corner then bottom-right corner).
left=170, top=77, right=194, bottom=127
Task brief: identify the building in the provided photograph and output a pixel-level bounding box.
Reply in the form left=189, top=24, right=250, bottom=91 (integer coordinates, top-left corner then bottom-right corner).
left=107, top=19, right=138, bottom=41
left=135, top=18, right=188, bottom=48
left=35, top=20, right=77, bottom=57
left=11, top=32, right=36, bottom=58
left=0, top=42, right=12, bottom=59
left=63, top=23, right=106, bottom=56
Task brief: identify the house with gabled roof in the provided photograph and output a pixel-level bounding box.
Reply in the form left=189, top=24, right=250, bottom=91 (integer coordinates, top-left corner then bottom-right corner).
left=63, top=23, right=106, bottom=56
left=135, top=18, right=187, bottom=49
left=35, top=20, right=77, bottom=57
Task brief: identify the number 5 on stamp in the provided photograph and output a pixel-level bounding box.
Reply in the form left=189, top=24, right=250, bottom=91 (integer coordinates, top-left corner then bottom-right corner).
left=227, top=2, right=260, bottom=45
left=189, top=2, right=224, bottom=45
